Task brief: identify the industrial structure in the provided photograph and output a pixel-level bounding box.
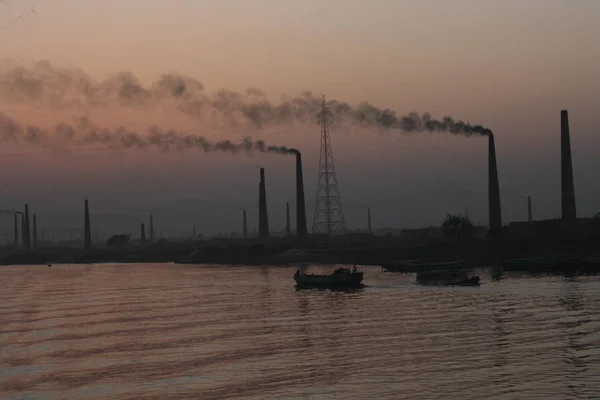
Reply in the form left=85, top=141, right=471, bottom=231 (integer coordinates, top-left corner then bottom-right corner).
left=149, top=214, right=154, bottom=243
left=507, top=109, right=598, bottom=241
left=258, top=168, right=270, bottom=238
left=295, top=151, right=308, bottom=240
left=3, top=107, right=596, bottom=253
left=23, top=204, right=31, bottom=250
left=312, top=95, right=347, bottom=235
left=13, top=213, right=18, bottom=245
left=239, top=208, right=248, bottom=237
left=488, top=133, right=503, bottom=236
left=32, top=214, right=37, bottom=247
left=84, top=199, right=92, bottom=249
left=285, top=202, right=291, bottom=236
left=561, top=110, right=577, bottom=219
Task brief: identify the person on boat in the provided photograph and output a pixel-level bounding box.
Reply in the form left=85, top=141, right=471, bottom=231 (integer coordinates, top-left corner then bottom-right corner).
left=352, top=265, right=357, bottom=273
left=295, top=270, right=300, bottom=277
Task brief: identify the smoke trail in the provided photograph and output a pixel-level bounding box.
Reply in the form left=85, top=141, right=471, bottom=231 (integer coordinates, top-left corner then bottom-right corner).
left=0, top=112, right=298, bottom=155
left=0, top=61, right=492, bottom=135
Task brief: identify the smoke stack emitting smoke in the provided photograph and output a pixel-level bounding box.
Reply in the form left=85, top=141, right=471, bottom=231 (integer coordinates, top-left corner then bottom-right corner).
left=488, top=133, right=502, bottom=234
left=0, top=61, right=492, bottom=144
left=1, top=61, right=498, bottom=237
left=295, top=152, right=308, bottom=240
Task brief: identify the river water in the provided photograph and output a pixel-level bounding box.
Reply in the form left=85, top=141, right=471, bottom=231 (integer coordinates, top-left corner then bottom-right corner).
left=1, top=263, right=599, bottom=399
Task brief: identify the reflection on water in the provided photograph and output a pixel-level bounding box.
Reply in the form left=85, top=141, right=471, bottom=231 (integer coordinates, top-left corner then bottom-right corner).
left=1, top=263, right=599, bottom=399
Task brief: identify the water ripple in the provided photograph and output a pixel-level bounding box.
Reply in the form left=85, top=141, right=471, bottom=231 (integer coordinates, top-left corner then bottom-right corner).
left=1, top=264, right=599, bottom=399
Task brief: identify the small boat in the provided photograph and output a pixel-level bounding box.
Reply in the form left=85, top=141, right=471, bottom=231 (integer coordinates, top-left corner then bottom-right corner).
left=416, top=270, right=480, bottom=286
left=382, top=259, right=467, bottom=272
left=294, top=266, right=364, bottom=289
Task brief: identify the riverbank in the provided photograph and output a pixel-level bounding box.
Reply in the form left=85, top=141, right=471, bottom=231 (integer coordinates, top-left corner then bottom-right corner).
left=2, top=236, right=599, bottom=269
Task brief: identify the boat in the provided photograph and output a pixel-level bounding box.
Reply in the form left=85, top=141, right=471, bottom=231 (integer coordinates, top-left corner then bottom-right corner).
left=381, top=259, right=467, bottom=272
left=294, top=266, right=364, bottom=289
left=415, top=270, right=480, bottom=286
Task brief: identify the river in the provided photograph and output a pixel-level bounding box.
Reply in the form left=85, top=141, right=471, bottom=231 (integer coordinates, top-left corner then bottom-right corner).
left=1, top=263, right=599, bottom=399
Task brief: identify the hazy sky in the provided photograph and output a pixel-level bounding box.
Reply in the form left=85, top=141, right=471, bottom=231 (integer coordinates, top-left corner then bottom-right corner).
left=1, top=0, right=599, bottom=239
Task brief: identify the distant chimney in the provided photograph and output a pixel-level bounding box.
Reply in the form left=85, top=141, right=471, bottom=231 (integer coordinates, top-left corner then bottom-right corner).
left=13, top=213, right=18, bottom=245
left=149, top=214, right=154, bottom=242
left=242, top=208, right=248, bottom=237
left=141, top=222, right=146, bottom=241
left=527, top=196, right=532, bottom=222
left=192, top=224, right=196, bottom=238
left=258, top=168, right=270, bottom=238
left=23, top=204, right=31, bottom=250
left=367, top=207, right=372, bottom=233
left=488, top=133, right=503, bottom=235
left=285, top=202, right=291, bottom=236
left=295, top=152, right=308, bottom=240
left=20, top=214, right=25, bottom=246
left=561, top=110, right=577, bottom=219
left=24, top=204, right=31, bottom=250
left=32, top=213, right=38, bottom=247
left=84, top=199, right=92, bottom=249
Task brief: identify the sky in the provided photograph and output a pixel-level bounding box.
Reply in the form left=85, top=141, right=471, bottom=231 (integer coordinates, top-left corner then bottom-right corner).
left=0, top=0, right=599, bottom=240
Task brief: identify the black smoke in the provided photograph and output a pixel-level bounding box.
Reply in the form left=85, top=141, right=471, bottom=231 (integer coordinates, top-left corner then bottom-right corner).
left=0, top=112, right=298, bottom=155
left=0, top=60, right=492, bottom=135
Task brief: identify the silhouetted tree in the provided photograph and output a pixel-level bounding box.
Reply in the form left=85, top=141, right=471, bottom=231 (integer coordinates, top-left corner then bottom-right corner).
left=442, top=214, right=474, bottom=239
left=107, top=234, right=131, bottom=247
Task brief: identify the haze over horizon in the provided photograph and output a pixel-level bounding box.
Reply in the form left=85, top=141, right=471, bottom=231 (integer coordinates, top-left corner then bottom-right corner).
left=1, top=0, right=599, bottom=239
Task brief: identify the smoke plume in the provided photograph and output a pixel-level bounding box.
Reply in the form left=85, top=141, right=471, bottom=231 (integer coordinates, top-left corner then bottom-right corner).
left=0, top=112, right=298, bottom=155
left=0, top=60, right=492, bottom=135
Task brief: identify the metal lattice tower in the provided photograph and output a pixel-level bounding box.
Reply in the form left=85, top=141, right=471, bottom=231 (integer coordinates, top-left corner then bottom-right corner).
left=312, top=95, right=347, bottom=235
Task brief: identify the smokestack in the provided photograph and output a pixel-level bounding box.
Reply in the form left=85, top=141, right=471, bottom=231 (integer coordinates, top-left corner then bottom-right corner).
left=32, top=213, right=37, bottom=247
left=13, top=214, right=18, bottom=245
left=23, top=204, right=31, bottom=250
left=241, top=208, right=248, bottom=237
left=285, top=202, right=291, bottom=236
left=527, top=196, right=532, bottom=222
left=192, top=225, right=196, bottom=238
left=141, top=222, right=146, bottom=241
left=295, top=152, right=308, bottom=240
left=561, top=110, right=577, bottom=219
left=367, top=207, right=372, bottom=233
left=84, top=199, right=92, bottom=249
left=488, top=133, right=502, bottom=235
left=149, top=214, right=154, bottom=242
left=20, top=214, right=25, bottom=246
left=258, top=168, right=269, bottom=238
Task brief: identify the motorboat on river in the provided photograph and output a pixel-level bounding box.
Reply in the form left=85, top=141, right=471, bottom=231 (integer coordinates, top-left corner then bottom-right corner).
left=294, top=266, right=364, bottom=289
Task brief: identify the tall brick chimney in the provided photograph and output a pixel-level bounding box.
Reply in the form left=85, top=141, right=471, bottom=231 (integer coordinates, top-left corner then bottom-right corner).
left=488, top=133, right=502, bottom=236
left=561, top=110, right=577, bottom=219
left=258, top=168, right=270, bottom=238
